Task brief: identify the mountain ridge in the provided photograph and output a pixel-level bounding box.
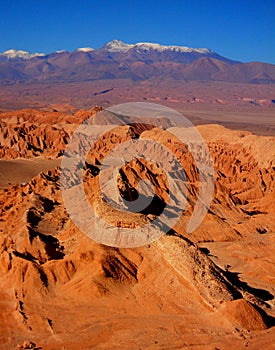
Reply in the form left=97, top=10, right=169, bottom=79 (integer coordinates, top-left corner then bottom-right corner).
left=0, top=40, right=216, bottom=60
left=0, top=40, right=274, bottom=85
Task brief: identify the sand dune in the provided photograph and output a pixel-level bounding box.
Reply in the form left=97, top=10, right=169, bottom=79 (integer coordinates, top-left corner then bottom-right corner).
left=0, top=158, right=60, bottom=188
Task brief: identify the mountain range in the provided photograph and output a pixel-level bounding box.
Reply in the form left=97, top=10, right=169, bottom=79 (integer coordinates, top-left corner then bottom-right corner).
left=0, top=40, right=274, bottom=84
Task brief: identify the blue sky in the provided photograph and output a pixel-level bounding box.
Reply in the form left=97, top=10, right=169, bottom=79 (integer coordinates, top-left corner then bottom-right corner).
left=1, top=0, right=274, bottom=63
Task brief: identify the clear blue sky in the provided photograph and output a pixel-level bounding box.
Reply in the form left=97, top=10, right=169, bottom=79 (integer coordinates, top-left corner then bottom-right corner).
left=1, top=0, right=274, bottom=63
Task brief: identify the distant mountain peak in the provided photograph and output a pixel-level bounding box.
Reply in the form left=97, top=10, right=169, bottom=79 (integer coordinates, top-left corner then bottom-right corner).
left=103, top=40, right=134, bottom=52
left=102, top=40, right=213, bottom=54
left=76, top=47, right=94, bottom=52
left=0, top=49, right=45, bottom=60
left=55, top=50, right=68, bottom=54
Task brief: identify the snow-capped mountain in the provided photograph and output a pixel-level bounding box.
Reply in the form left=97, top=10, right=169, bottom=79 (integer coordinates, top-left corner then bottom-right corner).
left=76, top=47, right=94, bottom=52
left=0, top=40, right=274, bottom=84
left=0, top=47, right=94, bottom=61
left=0, top=49, right=45, bottom=62
left=0, top=41, right=215, bottom=61
left=99, top=40, right=236, bottom=65
left=103, top=40, right=134, bottom=52
left=54, top=50, right=68, bottom=54
left=102, top=40, right=212, bottom=54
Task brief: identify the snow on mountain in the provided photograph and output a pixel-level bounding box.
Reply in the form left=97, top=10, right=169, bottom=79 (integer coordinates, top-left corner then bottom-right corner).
left=0, top=41, right=213, bottom=61
left=134, top=42, right=212, bottom=54
left=55, top=50, right=68, bottom=54
left=103, top=40, right=134, bottom=52
left=76, top=47, right=94, bottom=52
left=0, top=49, right=45, bottom=60
left=102, top=40, right=213, bottom=54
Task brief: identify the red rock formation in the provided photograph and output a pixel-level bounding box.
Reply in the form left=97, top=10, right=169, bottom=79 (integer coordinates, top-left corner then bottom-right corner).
left=0, top=111, right=274, bottom=349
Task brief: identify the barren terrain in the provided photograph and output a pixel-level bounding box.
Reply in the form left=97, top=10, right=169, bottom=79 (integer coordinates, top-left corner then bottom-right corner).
left=0, top=105, right=274, bottom=349
left=0, top=80, right=274, bottom=136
